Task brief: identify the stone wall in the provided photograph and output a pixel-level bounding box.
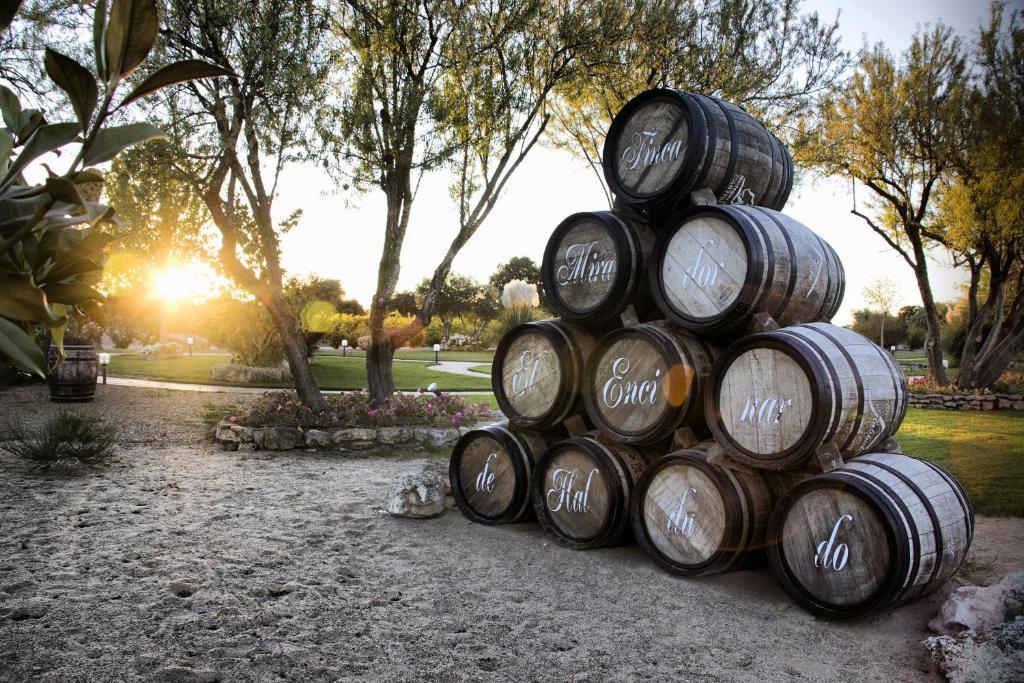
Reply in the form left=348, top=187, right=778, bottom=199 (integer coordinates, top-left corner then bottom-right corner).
left=908, top=392, right=1024, bottom=411
left=214, top=421, right=477, bottom=451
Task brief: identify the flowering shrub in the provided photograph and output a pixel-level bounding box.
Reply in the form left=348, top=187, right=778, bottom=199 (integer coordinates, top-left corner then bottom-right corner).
left=138, top=342, right=184, bottom=360
left=230, top=390, right=493, bottom=429
left=992, top=371, right=1024, bottom=394
left=906, top=371, right=1024, bottom=395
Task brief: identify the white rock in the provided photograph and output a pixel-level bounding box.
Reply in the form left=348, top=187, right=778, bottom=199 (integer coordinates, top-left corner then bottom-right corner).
left=383, top=470, right=446, bottom=519
left=930, top=572, right=1024, bottom=635
left=923, top=616, right=1024, bottom=682
left=377, top=426, right=412, bottom=444
left=304, top=429, right=332, bottom=448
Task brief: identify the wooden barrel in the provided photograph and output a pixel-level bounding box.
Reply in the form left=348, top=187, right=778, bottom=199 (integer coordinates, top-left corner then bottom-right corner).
left=767, top=452, right=974, bottom=619
left=532, top=434, right=651, bottom=549
left=650, top=205, right=845, bottom=335
left=47, top=340, right=98, bottom=402
left=583, top=321, right=718, bottom=446
left=492, top=319, right=597, bottom=429
left=449, top=422, right=553, bottom=525
left=542, top=210, right=658, bottom=325
left=602, top=88, right=793, bottom=216
left=707, top=323, right=908, bottom=469
left=631, top=444, right=776, bottom=576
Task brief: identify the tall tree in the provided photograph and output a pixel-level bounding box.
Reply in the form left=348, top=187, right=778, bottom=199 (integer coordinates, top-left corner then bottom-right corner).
left=489, top=256, right=545, bottom=308
left=152, top=0, right=334, bottom=410
left=939, top=4, right=1024, bottom=389
left=326, top=0, right=613, bottom=402
left=862, top=278, right=901, bottom=349
left=553, top=0, right=848, bottom=205
left=796, top=26, right=969, bottom=384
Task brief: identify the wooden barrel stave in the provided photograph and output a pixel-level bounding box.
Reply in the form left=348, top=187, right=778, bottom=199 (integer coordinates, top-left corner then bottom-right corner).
left=493, top=319, right=597, bottom=430
left=602, top=89, right=793, bottom=216
left=449, top=422, right=553, bottom=525
left=584, top=321, right=718, bottom=446
left=542, top=210, right=659, bottom=325
left=767, top=452, right=973, bottom=619
left=532, top=434, right=651, bottom=549
left=47, top=341, right=98, bottom=403
left=651, top=205, right=845, bottom=336
left=707, top=323, right=908, bottom=469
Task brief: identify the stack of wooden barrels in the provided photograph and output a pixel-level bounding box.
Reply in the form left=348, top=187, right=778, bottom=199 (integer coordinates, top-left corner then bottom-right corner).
left=448, top=88, right=973, bottom=620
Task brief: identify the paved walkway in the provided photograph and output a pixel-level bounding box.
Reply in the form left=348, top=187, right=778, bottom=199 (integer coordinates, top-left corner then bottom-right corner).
left=103, top=376, right=493, bottom=396
left=426, top=360, right=491, bottom=377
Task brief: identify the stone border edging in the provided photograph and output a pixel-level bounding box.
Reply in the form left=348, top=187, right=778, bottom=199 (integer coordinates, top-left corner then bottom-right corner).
left=908, top=392, right=1024, bottom=411
left=214, top=421, right=483, bottom=451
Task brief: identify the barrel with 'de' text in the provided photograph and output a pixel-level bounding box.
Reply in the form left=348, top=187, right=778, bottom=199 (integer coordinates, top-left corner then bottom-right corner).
left=532, top=435, right=653, bottom=549
left=767, top=452, right=973, bottom=619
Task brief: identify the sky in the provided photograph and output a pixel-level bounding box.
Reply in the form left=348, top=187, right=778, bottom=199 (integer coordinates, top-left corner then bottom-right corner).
left=264, top=0, right=1009, bottom=324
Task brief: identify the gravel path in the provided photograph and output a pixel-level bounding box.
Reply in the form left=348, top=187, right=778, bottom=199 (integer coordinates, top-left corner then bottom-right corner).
left=1, top=384, right=1021, bottom=682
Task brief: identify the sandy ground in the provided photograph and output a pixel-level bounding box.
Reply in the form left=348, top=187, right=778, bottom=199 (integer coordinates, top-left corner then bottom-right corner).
left=0, top=384, right=1022, bottom=682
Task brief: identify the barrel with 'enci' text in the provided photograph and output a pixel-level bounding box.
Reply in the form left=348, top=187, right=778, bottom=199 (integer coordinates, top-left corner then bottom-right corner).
left=651, top=205, right=844, bottom=336
left=542, top=210, right=659, bottom=325
left=584, top=321, right=718, bottom=446
left=532, top=434, right=652, bottom=549
left=492, top=319, right=596, bottom=430
left=602, top=89, right=793, bottom=216
left=767, top=453, right=974, bottom=619
left=707, top=323, right=908, bottom=470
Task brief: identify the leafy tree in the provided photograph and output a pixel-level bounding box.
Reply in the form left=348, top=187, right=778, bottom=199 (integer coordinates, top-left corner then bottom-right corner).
left=938, top=4, right=1024, bottom=388
left=416, top=273, right=492, bottom=345
left=850, top=309, right=906, bottom=350
left=553, top=0, right=848, bottom=204
left=387, top=291, right=418, bottom=317
left=152, top=0, right=334, bottom=410
left=489, top=256, right=545, bottom=308
left=796, top=25, right=969, bottom=384
left=337, top=298, right=365, bottom=315
left=284, top=275, right=345, bottom=356
left=862, top=278, right=901, bottom=349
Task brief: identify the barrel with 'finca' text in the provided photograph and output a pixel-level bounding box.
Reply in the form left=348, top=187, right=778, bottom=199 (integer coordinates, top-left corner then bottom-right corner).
left=492, top=319, right=597, bottom=430
left=449, top=421, right=555, bottom=525
left=767, top=453, right=973, bottom=619
left=542, top=210, right=659, bottom=326
left=584, top=321, right=718, bottom=446
left=651, top=205, right=845, bottom=336
left=603, top=89, right=793, bottom=216
left=707, top=323, right=908, bottom=470
left=532, top=434, right=653, bottom=549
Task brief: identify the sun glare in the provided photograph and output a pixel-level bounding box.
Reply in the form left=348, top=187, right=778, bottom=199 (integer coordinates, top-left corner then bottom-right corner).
left=152, top=261, right=226, bottom=305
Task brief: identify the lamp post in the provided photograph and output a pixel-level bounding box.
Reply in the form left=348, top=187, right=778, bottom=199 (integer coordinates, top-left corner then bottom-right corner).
left=98, top=353, right=110, bottom=385
left=433, top=343, right=441, bottom=365
left=187, top=336, right=194, bottom=357
left=341, top=339, right=348, bottom=357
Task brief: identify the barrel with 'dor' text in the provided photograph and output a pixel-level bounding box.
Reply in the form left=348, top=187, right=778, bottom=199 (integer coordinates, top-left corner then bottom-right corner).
left=631, top=444, right=808, bottom=576
left=532, top=435, right=652, bottom=549
left=542, top=210, right=659, bottom=326
left=603, top=88, right=793, bottom=216
left=768, top=453, right=974, bottom=619
left=584, top=321, right=718, bottom=446
left=651, top=205, right=845, bottom=336
left=707, top=323, right=908, bottom=470
left=449, top=422, right=555, bottom=525
left=492, top=320, right=597, bottom=430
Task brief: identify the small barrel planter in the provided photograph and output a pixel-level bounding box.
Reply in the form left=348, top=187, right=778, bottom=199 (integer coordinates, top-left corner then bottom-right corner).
left=47, top=339, right=98, bottom=403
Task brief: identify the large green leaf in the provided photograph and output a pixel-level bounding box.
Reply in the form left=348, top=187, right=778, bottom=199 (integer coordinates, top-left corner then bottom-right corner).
left=0, top=193, right=52, bottom=236
left=82, top=122, right=165, bottom=165
left=1, top=122, right=80, bottom=189
left=104, top=0, right=158, bottom=81
left=45, top=229, right=116, bottom=279
left=43, top=282, right=103, bottom=305
left=0, top=315, right=46, bottom=378
left=0, top=85, right=22, bottom=131
left=119, top=60, right=236, bottom=109
left=44, top=177, right=84, bottom=207
left=0, top=272, right=62, bottom=323
left=0, top=130, right=13, bottom=177
left=94, top=0, right=108, bottom=80
left=44, top=48, right=98, bottom=133
left=0, top=0, right=22, bottom=34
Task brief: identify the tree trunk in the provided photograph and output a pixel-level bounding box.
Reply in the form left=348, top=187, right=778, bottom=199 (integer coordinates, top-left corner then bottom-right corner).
left=366, top=303, right=396, bottom=403
left=879, top=314, right=885, bottom=350
left=912, top=251, right=948, bottom=385
left=265, top=293, right=326, bottom=412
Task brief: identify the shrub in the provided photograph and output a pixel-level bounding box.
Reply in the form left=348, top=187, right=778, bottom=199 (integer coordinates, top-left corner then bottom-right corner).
left=229, top=390, right=492, bottom=429
left=138, top=341, right=184, bottom=360
left=991, top=371, right=1024, bottom=394
left=199, top=298, right=285, bottom=367
left=1, top=411, right=117, bottom=469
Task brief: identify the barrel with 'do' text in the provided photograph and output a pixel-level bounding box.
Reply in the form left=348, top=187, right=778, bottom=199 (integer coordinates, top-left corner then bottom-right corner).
left=542, top=210, right=658, bottom=325
left=532, top=435, right=652, bottom=549
left=603, top=89, right=793, bottom=216
left=449, top=422, right=554, bottom=525
left=768, top=453, right=973, bottom=619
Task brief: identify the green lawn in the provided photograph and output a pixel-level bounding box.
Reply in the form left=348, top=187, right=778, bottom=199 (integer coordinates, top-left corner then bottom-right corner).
left=468, top=364, right=492, bottom=374
left=895, top=408, right=1024, bottom=517
left=317, top=348, right=495, bottom=363
left=108, top=353, right=492, bottom=391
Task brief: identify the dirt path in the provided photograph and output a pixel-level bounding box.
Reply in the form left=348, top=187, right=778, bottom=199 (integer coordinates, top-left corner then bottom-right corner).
left=1, top=385, right=1021, bottom=682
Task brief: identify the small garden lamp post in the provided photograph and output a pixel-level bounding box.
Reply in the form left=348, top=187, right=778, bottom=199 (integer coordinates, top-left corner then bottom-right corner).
left=98, top=353, right=110, bottom=385
left=433, top=343, right=441, bottom=365
left=341, top=339, right=348, bottom=357
left=187, top=337, right=194, bottom=356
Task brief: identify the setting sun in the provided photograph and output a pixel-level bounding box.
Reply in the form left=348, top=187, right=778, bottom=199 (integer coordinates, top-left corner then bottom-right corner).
left=151, top=260, right=227, bottom=305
